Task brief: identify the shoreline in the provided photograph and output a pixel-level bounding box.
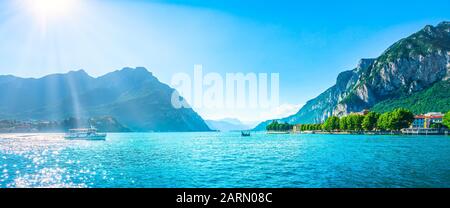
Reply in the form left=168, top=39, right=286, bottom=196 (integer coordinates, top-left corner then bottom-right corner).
left=0, top=131, right=448, bottom=141
left=268, top=130, right=449, bottom=136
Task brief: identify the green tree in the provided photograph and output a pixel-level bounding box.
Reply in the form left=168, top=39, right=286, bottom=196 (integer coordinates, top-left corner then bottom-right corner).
left=430, top=123, right=442, bottom=129
left=346, top=115, right=353, bottom=130
left=377, top=112, right=392, bottom=130
left=443, top=111, right=450, bottom=128
left=323, top=116, right=340, bottom=131
left=376, top=109, right=414, bottom=131
left=346, top=114, right=364, bottom=131
left=339, top=116, right=348, bottom=131
left=268, top=121, right=292, bottom=131
left=362, top=112, right=380, bottom=131
left=353, top=115, right=364, bottom=131
left=266, top=120, right=279, bottom=131
left=316, top=124, right=323, bottom=130
left=284, top=122, right=293, bottom=131
left=390, top=108, right=414, bottom=130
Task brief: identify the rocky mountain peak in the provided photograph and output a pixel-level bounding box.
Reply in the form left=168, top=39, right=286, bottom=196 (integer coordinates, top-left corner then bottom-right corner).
left=67, top=69, right=91, bottom=78
left=120, top=67, right=152, bottom=75
left=355, top=58, right=376, bottom=74
left=437, top=21, right=450, bottom=28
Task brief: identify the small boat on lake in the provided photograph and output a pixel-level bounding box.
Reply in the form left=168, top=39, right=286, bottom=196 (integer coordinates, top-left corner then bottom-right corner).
left=241, top=131, right=251, bottom=137
left=65, top=128, right=107, bottom=140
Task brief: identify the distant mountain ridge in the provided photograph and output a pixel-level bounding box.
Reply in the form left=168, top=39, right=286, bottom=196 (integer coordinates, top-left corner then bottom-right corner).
left=254, top=21, right=450, bottom=130
left=0, top=67, right=211, bottom=132
left=206, top=118, right=253, bottom=132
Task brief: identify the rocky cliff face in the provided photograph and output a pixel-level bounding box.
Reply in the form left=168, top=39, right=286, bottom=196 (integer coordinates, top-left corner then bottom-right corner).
left=254, top=21, right=450, bottom=129
left=281, top=58, right=376, bottom=124
left=334, top=22, right=450, bottom=116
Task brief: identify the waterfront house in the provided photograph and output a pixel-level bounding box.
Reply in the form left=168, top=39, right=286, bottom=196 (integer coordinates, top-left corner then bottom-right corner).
left=411, top=112, right=444, bottom=128
left=403, top=112, right=446, bottom=135
left=293, top=124, right=302, bottom=133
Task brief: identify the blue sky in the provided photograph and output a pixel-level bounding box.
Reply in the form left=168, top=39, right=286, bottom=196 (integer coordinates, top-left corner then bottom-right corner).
left=0, top=0, right=449, bottom=122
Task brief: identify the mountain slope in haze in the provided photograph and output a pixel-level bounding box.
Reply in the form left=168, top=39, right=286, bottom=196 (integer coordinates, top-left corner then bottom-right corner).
left=206, top=118, right=253, bottom=132
left=254, top=21, right=450, bottom=130
left=0, top=67, right=211, bottom=132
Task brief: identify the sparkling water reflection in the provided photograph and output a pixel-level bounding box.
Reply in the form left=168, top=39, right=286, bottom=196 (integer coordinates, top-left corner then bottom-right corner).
left=0, top=132, right=449, bottom=188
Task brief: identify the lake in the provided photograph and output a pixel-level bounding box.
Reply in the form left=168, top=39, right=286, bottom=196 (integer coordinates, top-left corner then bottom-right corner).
left=0, top=132, right=449, bottom=188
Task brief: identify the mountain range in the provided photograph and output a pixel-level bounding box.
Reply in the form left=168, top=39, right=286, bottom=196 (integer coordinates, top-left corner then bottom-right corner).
left=0, top=67, right=211, bottom=132
left=255, top=21, right=450, bottom=130
left=2, top=22, right=448, bottom=132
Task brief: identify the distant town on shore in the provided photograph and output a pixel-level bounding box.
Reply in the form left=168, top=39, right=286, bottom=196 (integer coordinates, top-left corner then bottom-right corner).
left=266, top=109, right=450, bottom=136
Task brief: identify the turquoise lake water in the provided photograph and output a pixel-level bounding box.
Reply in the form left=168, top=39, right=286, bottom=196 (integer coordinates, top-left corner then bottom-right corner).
left=0, top=132, right=449, bottom=188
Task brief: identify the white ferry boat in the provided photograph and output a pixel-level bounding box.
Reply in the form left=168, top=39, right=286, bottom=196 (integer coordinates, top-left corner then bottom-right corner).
left=64, top=128, right=107, bottom=140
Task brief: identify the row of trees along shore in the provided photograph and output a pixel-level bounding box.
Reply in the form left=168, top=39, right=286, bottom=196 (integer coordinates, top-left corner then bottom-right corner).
left=267, top=109, right=450, bottom=132
left=312, top=108, right=415, bottom=132
left=266, top=121, right=294, bottom=131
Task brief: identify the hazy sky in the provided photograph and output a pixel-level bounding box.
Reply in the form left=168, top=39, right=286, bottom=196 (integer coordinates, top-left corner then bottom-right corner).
left=0, top=0, right=449, bottom=122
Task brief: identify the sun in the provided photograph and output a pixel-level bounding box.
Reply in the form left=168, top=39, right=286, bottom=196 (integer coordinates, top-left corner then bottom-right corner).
left=25, top=0, right=78, bottom=19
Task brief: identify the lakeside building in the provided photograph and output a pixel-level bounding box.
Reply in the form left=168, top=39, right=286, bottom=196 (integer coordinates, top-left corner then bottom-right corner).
left=411, top=112, right=444, bottom=128
left=402, top=128, right=447, bottom=135
left=404, top=112, right=447, bottom=135
left=293, top=124, right=302, bottom=133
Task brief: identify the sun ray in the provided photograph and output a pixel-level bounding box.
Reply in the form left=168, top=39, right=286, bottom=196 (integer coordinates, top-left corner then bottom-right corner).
left=16, top=0, right=81, bottom=32
left=25, top=0, right=78, bottom=18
